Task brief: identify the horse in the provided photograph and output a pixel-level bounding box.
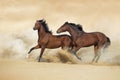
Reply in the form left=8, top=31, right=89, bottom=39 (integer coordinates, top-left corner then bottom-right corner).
left=27, top=19, right=73, bottom=62
left=57, top=22, right=111, bottom=63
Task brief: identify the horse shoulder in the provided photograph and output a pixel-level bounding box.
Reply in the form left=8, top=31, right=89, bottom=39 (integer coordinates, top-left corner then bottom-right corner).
left=38, top=34, right=50, bottom=45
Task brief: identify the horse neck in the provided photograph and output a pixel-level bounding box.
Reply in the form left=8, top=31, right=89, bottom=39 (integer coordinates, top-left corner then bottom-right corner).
left=37, top=26, right=47, bottom=39
left=69, top=27, right=83, bottom=40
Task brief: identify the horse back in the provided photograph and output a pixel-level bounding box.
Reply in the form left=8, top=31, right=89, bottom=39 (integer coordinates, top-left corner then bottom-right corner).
left=76, top=32, right=108, bottom=47
left=88, top=32, right=109, bottom=46
left=41, top=34, right=72, bottom=48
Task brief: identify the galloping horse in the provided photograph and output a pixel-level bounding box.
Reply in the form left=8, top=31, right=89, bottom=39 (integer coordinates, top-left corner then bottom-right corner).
left=27, top=20, right=73, bottom=62
left=57, top=22, right=111, bottom=63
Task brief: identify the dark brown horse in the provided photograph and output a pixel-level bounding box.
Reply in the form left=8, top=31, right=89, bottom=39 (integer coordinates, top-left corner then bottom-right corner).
left=57, top=22, right=111, bottom=63
left=27, top=20, right=73, bottom=62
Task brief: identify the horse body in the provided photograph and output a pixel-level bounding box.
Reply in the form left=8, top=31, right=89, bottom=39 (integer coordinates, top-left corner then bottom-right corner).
left=27, top=20, right=73, bottom=62
left=76, top=32, right=109, bottom=47
left=57, top=22, right=110, bottom=63
left=38, top=33, right=72, bottom=49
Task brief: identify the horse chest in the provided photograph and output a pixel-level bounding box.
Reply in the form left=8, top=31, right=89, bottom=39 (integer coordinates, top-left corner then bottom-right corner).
left=38, top=38, right=48, bottom=45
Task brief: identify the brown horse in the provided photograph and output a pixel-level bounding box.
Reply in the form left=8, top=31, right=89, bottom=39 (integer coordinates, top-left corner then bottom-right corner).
left=27, top=20, right=73, bottom=62
left=57, top=22, right=111, bottom=63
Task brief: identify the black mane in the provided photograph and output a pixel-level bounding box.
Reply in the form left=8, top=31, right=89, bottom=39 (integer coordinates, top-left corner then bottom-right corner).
left=69, top=23, right=83, bottom=31
left=38, top=20, right=52, bottom=34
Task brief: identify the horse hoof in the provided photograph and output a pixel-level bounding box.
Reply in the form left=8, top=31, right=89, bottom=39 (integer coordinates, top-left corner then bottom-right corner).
left=38, top=58, right=45, bottom=62
left=38, top=59, right=41, bottom=62
left=38, top=60, right=41, bottom=62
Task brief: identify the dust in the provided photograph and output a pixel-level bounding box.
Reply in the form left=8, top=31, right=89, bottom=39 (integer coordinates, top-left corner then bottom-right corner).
left=0, top=0, right=120, bottom=64
left=43, top=50, right=80, bottom=64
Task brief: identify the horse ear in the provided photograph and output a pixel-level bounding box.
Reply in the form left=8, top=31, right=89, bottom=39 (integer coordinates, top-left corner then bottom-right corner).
left=65, top=21, right=68, bottom=24
left=77, top=24, right=83, bottom=31
left=42, top=18, right=46, bottom=22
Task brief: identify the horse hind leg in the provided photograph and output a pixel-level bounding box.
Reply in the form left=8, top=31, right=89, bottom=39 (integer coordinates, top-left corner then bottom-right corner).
left=94, top=45, right=103, bottom=63
left=95, top=37, right=111, bottom=62
left=95, top=48, right=101, bottom=63
left=95, top=44, right=107, bottom=63
left=92, top=54, right=97, bottom=63
left=92, top=45, right=99, bottom=63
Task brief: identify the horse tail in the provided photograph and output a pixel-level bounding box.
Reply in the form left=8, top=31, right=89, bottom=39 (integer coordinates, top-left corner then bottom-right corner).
left=105, top=37, right=111, bottom=48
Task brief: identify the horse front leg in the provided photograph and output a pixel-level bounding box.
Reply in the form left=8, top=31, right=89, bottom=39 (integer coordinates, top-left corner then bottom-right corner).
left=38, top=46, right=45, bottom=62
left=71, top=46, right=81, bottom=60
left=26, top=45, right=40, bottom=58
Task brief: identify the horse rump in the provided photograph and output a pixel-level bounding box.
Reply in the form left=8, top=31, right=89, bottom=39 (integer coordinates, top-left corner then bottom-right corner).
left=104, top=37, right=111, bottom=48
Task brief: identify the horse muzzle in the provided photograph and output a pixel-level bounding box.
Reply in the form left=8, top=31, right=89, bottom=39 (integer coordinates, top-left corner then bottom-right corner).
left=57, top=30, right=60, bottom=33
left=33, top=27, right=37, bottom=30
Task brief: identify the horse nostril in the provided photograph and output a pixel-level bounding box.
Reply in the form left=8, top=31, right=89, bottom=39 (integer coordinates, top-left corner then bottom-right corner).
left=33, top=27, right=36, bottom=30
left=57, top=30, right=60, bottom=33
left=57, top=30, right=59, bottom=33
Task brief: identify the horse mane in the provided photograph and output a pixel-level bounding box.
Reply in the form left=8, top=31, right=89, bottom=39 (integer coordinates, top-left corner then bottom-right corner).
left=69, top=23, right=83, bottom=32
left=38, top=20, right=52, bottom=34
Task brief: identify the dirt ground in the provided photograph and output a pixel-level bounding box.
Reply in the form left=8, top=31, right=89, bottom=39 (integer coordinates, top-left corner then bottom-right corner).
left=0, top=59, right=120, bottom=80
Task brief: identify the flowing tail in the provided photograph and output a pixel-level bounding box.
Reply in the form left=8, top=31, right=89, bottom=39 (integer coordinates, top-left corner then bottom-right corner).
left=105, top=37, right=111, bottom=48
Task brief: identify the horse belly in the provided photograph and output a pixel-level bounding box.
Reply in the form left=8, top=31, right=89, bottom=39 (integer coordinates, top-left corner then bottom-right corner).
left=46, top=41, right=61, bottom=49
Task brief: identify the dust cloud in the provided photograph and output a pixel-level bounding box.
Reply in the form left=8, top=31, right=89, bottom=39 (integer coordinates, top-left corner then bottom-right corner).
left=0, top=0, right=120, bottom=64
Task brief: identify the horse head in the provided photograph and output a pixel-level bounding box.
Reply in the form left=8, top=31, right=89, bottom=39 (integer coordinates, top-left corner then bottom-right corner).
left=33, top=19, right=46, bottom=30
left=57, top=21, right=70, bottom=33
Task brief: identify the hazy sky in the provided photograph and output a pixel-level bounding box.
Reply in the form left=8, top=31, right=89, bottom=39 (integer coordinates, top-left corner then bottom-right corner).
left=0, top=0, right=120, bottom=34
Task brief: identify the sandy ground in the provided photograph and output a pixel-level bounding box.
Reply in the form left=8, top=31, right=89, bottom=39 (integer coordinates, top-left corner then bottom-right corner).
left=0, top=59, right=120, bottom=80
